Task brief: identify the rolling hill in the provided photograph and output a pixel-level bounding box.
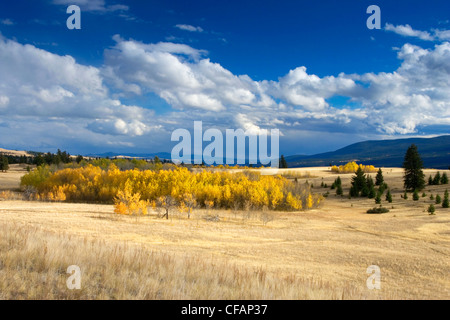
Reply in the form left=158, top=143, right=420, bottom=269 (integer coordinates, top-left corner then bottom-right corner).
left=0, top=148, right=33, bottom=158
left=285, top=135, right=450, bottom=169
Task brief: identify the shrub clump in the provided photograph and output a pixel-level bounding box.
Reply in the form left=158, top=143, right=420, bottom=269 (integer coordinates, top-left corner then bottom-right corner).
left=20, top=165, right=324, bottom=212
left=331, top=162, right=377, bottom=174
left=366, top=207, right=390, bottom=214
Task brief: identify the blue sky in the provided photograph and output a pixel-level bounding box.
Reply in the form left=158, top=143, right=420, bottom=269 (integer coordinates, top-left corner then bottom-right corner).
left=0, top=0, right=449, bottom=157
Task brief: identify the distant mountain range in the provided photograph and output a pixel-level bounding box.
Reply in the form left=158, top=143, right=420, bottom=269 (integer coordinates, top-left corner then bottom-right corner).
left=285, top=135, right=450, bottom=169
left=2, top=135, right=449, bottom=169
left=85, top=151, right=172, bottom=160
left=87, top=135, right=449, bottom=169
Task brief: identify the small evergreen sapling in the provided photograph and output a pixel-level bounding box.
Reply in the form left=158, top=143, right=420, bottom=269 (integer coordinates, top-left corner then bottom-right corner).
left=441, top=173, right=449, bottom=185
left=385, top=189, right=392, bottom=203
left=413, top=189, right=419, bottom=201
left=336, top=184, right=343, bottom=196
left=375, top=192, right=382, bottom=204
left=443, top=190, right=449, bottom=208
left=433, top=172, right=441, bottom=186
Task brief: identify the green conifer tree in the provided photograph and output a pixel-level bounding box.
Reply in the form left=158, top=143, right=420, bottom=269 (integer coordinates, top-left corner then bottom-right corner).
left=441, top=173, right=448, bottom=185
left=443, top=190, right=449, bottom=208
left=375, top=168, right=384, bottom=186
left=385, top=189, right=392, bottom=203
left=403, top=144, right=425, bottom=191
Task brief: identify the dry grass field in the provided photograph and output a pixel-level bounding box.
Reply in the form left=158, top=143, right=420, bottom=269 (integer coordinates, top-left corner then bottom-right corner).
left=0, top=164, right=449, bottom=299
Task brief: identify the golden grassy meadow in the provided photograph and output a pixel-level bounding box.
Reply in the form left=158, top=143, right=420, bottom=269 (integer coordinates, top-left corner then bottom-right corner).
left=0, top=164, right=449, bottom=299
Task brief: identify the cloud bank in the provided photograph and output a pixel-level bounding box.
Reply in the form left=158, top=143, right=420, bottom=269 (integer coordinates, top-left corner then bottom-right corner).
left=0, top=30, right=449, bottom=153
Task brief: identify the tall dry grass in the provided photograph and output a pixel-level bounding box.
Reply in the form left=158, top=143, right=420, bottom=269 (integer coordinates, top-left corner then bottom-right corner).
left=0, top=191, right=21, bottom=201
left=0, top=220, right=375, bottom=300
left=279, top=170, right=317, bottom=180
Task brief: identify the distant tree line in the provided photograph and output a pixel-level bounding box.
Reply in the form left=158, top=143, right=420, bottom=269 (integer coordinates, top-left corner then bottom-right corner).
left=0, top=155, right=9, bottom=172
left=0, top=149, right=74, bottom=167
left=33, top=149, right=73, bottom=166
left=1, top=147, right=177, bottom=173
left=0, top=153, right=33, bottom=166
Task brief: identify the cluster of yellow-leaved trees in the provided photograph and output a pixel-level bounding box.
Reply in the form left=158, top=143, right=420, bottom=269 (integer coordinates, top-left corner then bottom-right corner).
left=20, top=165, right=322, bottom=214
left=331, top=162, right=377, bottom=174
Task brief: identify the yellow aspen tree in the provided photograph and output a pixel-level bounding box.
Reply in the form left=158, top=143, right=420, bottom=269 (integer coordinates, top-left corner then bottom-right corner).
left=286, top=192, right=302, bottom=210
left=306, top=193, right=313, bottom=209
left=270, top=186, right=284, bottom=210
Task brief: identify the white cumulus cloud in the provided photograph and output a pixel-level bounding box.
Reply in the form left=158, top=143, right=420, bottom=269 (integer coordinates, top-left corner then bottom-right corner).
left=0, top=37, right=155, bottom=138
left=0, top=19, right=15, bottom=26
left=266, top=67, right=356, bottom=111
left=385, top=23, right=450, bottom=42
left=350, top=42, right=450, bottom=134
left=175, top=24, right=204, bottom=32
left=103, top=37, right=271, bottom=112
left=385, top=23, right=434, bottom=41
left=52, top=0, right=128, bottom=12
